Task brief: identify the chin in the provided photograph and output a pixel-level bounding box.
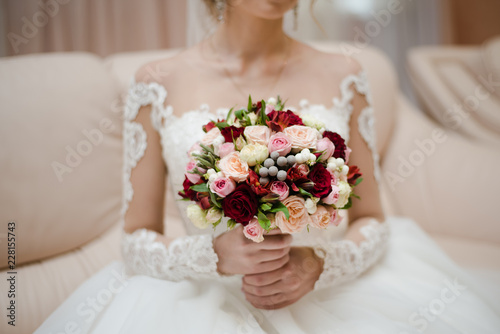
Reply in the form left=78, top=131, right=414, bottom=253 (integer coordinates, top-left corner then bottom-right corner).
left=232, top=0, right=297, bottom=20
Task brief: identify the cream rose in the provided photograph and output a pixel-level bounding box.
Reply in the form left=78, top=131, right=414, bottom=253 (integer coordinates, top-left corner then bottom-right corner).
left=283, top=125, right=319, bottom=150
left=300, top=113, right=325, bottom=132
left=244, top=126, right=271, bottom=145
left=275, top=196, right=310, bottom=234
left=186, top=204, right=210, bottom=229
left=218, top=151, right=249, bottom=182
left=206, top=207, right=223, bottom=224
left=239, top=144, right=268, bottom=167
left=309, top=205, right=331, bottom=229
left=200, top=127, right=222, bottom=146
left=336, top=181, right=352, bottom=208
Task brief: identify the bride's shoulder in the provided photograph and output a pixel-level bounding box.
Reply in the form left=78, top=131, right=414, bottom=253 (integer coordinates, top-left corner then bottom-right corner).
left=133, top=47, right=200, bottom=89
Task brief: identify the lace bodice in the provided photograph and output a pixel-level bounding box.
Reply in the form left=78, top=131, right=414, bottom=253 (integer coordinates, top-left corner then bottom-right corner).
left=121, top=69, right=388, bottom=287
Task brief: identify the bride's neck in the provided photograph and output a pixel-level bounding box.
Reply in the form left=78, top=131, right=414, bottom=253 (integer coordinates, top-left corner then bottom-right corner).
left=212, top=12, right=288, bottom=61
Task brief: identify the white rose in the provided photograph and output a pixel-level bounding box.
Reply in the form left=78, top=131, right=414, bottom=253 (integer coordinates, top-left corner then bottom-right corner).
left=336, top=181, right=352, bottom=208
left=186, top=204, right=210, bottom=229
left=206, top=207, right=223, bottom=224
left=300, top=114, right=325, bottom=132
left=248, top=112, right=257, bottom=125
left=305, top=197, right=317, bottom=214
left=239, top=144, right=268, bottom=166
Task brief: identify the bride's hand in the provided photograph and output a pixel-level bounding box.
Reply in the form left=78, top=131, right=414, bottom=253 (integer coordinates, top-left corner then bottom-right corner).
left=213, top=225, right=293, bottom=275
left=241, top=247, right=324, bottom=310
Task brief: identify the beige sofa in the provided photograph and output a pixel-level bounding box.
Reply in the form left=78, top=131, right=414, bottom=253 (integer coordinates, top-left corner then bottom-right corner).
left=1, top=42, right=499, bottom=333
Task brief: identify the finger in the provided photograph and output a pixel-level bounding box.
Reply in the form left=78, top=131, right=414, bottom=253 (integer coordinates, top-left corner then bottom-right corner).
left=264, top=228, right=284, bottom=235
left=250, top=296, right=299, bottom=310
left=244, top=291, right=290, bottom=309
left=250, top=247, right=290, bottom=263
left=242, top=279, right=286, bottom=297
left=256, top=234, right=293, bottom=250
left=251, top=253, right=289, bottom=274
left=243, top=265, right=290, bottom=286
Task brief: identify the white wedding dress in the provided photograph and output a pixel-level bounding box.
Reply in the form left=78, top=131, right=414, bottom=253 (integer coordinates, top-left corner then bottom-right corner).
left=36, top=72, right=500, bottom=334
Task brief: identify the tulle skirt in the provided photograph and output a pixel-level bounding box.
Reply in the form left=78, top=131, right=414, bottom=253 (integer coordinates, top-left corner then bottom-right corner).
left=36, top=217, right=500, bottom=334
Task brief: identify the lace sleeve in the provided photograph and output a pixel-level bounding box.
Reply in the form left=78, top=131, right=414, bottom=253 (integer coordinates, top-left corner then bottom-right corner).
left=314, top=70, right=388, bottom=290
left=121, top=79, right=220, bottom=281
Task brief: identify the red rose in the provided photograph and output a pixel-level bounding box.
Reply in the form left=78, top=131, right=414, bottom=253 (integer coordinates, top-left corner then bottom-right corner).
left=203, top=121, right=216, bottom=133
left=322, top=131, right=347, bottom=160
left=266, top=110, right=304, bottom=132
left=179, top=177, right=197, bottom=201
left=308, top=163, right=332, bottom=198
left=222, top=183, right=258, bottom=225
left=221, top=126, right=245, bottom=143
left=347, top=165, right=362, bottom=185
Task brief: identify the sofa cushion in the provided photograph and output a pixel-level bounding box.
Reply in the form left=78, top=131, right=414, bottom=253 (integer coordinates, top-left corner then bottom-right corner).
left=481, top=36, right=500, bottom=100
left=381, top=95, right=500, bottom=244
left=408, top=46, right=500, bottom=145
left=0, top=53, right=123, bottom=268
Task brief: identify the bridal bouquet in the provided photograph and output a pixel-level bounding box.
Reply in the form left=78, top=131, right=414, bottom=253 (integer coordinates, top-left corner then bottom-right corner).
left=179, top=97, right=362, bottom=242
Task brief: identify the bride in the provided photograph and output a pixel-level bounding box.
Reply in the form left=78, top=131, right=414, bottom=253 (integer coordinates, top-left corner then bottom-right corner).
left=37, top=0, right=499, bottom=333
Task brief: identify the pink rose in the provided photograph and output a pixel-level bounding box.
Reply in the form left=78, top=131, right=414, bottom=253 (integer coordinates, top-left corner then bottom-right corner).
left=275, top=196, right=310, bottom=233
left=210, top=177, right=236, bottom=198
left=188, top=142, right=202, bottom=157
left=322, top=184, right=340, bottom=205
left=201, top=127, right=222, bottom=146
left=283, top=125, right=319, bottom=150
left=344, top=146, right=352, bottom=163
left=270, top=181, right=289, bottom=201
left=244, top=126, right=271, bottom=146
left=309, top=205, right=330, bottom=229
left=268, top=132, right=292, bottom=156
left=185, top=160, right=206, bottom=184
left=218, top=151, right=249, bottom=182
left=316, top=138, right=335, bottom=161
left=243, top=218, right=265, bottom=243
left=326, top=206, right=343, bottom=226
left=218, top=142, right=235, bottom=158
left=265, top=104, right=275, bottom=115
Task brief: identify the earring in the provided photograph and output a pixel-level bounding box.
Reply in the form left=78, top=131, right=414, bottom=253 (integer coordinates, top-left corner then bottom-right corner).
left=215, top=0, right=226, bottom=23
left=293, top=4, right=298, bottom=30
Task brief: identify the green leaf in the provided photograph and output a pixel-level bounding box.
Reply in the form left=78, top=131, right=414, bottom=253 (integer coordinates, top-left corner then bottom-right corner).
left=199, top=143, right=216, bottom=155
left=209, top=191, right=222, bottom=208
left=276, top=95, right=283, bottom=110
left=351, top=193, right=361, bottom=200
left=190, top=183, right=209, bottom=192
left=227, top=219, right=237, bottom=230
left=212, top=217, right=222, bottom=230
left=269, top=202, right=290, bottom=219
left=247, top=95, right=253, bottom=112
left=257, top=211, right=271, bottom=230
left=234, top=109, right=246, bottom=120
left=215, top=122, right=229, bottom=130
left=257, top=99, right=269, bottom=126
left=355, top=177, right=364, bottom=186
left=342, top=197, right=353, bottom=210
left=259, top=203, right=272, bottom=211
left=298, top=187, right=313, bottom=198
